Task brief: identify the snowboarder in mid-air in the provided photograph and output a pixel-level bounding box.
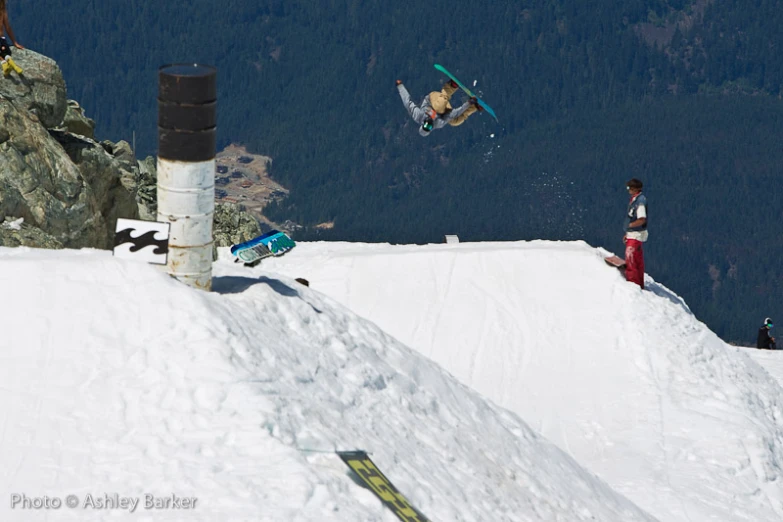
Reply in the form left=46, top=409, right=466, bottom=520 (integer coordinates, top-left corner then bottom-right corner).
left=396, top=78, right=481, bottom=136
left=757, top=317, right=776, bottom=349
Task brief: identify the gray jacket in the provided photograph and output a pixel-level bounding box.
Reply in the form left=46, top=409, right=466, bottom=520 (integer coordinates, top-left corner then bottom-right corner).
left=397, top=84, right=471, bottom=130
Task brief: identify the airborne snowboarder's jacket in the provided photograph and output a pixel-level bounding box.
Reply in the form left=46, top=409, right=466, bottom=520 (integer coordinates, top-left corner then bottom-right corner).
left=397, top=83, right=474, bottom=131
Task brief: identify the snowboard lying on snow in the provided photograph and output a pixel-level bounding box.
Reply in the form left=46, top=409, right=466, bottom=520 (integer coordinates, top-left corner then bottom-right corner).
left=604, top=255, right=626, bottom=269
left=231, top=230, right=295, bottom=266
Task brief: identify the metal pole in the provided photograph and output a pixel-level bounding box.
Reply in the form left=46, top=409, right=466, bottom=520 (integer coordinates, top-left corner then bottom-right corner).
left=157, top=64, right=217, bottom=291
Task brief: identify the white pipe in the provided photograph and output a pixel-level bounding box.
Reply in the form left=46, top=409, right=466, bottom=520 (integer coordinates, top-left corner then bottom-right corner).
left=157, top=158, right=214, bottom=290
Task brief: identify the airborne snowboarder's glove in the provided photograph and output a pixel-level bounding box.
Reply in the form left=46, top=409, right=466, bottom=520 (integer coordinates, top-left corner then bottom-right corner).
left=395, top=79, right=402, bottom=86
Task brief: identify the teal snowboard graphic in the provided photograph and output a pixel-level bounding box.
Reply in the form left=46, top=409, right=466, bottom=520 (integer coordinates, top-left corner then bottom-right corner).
left=434, top=64, right=498, bottom=122
left=230, top=229, right=296, bottom=265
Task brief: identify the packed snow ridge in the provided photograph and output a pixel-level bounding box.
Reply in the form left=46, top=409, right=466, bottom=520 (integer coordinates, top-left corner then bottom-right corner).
left=263, top=239, right=783, bottom=522
left=2, top=239, right=782, bottom=521
left=1, top=245, right=652, bottom=522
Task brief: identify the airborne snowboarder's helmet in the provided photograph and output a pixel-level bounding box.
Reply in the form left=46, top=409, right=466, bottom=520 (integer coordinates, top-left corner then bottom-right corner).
left=765, top=317, right=773, bottom=328
left=419, top=117, right=433, bottom=137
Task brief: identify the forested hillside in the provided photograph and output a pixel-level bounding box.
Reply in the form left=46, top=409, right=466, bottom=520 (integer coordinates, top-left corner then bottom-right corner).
left=12, top=0, right=783, bottom=343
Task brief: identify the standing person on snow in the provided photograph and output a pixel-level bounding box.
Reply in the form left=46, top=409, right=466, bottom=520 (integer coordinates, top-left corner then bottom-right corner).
left=757, top=318, right=776, bottom=349
left=0, top=0, right=24, bottom=77
left=396, top=78, right=481, bottom=136
left=623, top=178, right=647, bottom=289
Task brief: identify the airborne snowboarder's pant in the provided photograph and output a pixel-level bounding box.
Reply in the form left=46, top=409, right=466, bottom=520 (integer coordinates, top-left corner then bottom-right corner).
left=625, top=239, right=645, bottom=289
left=429, top=81, right=458, bottom=114
left=448, top=103, right=477, bottom=126
left=428, top=81, right=478, bottom=126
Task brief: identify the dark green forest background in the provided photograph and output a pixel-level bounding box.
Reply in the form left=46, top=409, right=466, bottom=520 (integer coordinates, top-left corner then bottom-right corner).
left=12, top=0, right=783, bottom=344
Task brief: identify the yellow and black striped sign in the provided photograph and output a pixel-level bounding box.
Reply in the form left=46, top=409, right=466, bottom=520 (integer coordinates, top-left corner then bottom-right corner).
left=337, top=451, right=430, bottom=522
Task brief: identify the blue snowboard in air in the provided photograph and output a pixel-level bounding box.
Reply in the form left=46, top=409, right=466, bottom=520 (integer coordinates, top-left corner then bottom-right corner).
left=231, top=230, right=296, bottom=265
left=434, top=63, right=498, bottom=122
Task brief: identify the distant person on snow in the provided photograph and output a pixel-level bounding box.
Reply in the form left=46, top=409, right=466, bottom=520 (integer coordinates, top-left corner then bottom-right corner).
left=0, top=0, right=24, bottom=77
left=396, top=78, right=481, bottom=137
left=757, top=317, right=776, bottom=349
left=624, top=178, right=647, bottom=289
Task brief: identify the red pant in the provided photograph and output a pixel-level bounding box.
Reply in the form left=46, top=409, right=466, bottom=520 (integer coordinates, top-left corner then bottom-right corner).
left=625, top=239, right=645, bottom=289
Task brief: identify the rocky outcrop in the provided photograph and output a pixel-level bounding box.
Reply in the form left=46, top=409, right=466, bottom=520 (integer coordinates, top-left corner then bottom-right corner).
left=0, top=217, right=62, bottom=249
left=213, top=202, right=263, bottom=253
left=0, top=102, right=139, bottom=249
left=0, top=48, right=67, bottom=129
left=61, top=100, right=96, bottom=139
left=47, top=132, right=141, bottom=248
left=133, top=155, right=157, bottom=221
left=0, top=49, right=139, bottom=250
left=0, top=48, right=263, bottom=254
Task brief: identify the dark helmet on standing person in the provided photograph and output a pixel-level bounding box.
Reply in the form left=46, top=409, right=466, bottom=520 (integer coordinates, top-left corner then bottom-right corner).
left=626, top=178, right=643, bottom=191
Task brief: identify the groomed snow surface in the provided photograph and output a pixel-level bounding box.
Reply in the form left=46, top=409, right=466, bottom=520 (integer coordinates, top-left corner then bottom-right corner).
left=263, top=240, right=783, bottom=522
left=1, top=240, right=781, bottom=521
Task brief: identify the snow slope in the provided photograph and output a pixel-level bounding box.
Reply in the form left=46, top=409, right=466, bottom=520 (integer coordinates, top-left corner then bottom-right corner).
left=262, top=240, right=783, bottom=522
left=0, top=246, right=655, bottom=522
left=746, top=348, right=783, bottom=388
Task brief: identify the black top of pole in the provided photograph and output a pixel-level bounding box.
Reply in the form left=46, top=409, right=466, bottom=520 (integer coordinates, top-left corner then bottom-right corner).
left=160, top=64, right=216, bottom=77
left=158, top=64, right=216, bottom=161
left=159, top=63, right=217, bottom=105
